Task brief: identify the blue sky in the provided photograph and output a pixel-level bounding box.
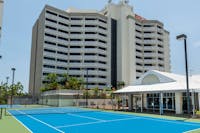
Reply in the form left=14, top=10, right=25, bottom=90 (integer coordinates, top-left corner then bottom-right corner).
left=0, top=0, right=200, bottom=92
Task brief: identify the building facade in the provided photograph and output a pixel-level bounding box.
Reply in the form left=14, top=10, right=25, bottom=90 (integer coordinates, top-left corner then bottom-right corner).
left=0, top=0, right=4, bottom=38
left=115, top=70, right=200, bottom=115
left=29, top=1, right=170, bottom=97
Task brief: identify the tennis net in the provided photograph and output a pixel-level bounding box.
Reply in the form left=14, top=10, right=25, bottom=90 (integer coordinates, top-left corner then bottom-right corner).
left=5, top=106, right=101, bottom=116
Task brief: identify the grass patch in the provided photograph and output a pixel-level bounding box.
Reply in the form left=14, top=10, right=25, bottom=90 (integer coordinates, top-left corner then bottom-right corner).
left=0, top=108, right=30, bottom=133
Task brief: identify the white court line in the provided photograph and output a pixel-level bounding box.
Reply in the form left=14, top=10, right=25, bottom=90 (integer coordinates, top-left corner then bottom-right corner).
left=15, top=110, right=64, bottom=133
left=56, top=117, right=139, bottom=128
left=140, top=117, right=200, bottom=127
left=52, top=108, right=106, bottom=122
left=97, top=111, right=200, bottom=127
left=67, top=113, right=106, bottom=122
left=183, top=128, right=200, bottom=133
left=7, top=111, right=33, bottom=133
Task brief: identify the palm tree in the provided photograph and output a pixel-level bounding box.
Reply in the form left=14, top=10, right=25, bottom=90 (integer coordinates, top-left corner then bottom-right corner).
left=60, top=73, right=69, bottom=87
left=44, top=73, right=60, bottom=91
left=117, top=81, right=125, bottom=90
left=92, top=87, right=99, bottom=98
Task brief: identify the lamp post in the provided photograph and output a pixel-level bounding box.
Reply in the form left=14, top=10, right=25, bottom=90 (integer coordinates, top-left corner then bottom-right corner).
left=11, top=68, right=16, bottom=107
left=176, top=34, right=190, bottom=114
left=86, top=68, right=88, bottom=107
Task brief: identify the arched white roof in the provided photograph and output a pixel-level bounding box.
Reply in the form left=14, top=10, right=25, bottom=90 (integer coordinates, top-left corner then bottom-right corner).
left=115, top=70, right=200, bottom=94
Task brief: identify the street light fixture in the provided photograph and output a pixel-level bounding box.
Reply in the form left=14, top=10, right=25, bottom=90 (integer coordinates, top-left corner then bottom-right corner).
left=176, top=34, right=190, bottom=114
left=11, top=68, right=16, bottom=107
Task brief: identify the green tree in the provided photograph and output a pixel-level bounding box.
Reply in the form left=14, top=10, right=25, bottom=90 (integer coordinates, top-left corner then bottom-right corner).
left=60, top=73, right=69, bottom=86
left=43, top=73, right=60, bottom=91
left=0, top=83, right=7, bottom=104
left=0, top=82, right=25, bottom=104
left=91, top=87, right=99, bottom=98
left=100, top=88, right=107, bottom=99
left=117, top=81, right=125, bottom=90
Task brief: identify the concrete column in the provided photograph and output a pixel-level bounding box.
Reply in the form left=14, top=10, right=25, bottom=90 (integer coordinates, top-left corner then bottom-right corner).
left=128, top=94, right=133, bottom=110
left=160, top=92, right=163, bottom=115
left=175, top=92, right=183, bottom=114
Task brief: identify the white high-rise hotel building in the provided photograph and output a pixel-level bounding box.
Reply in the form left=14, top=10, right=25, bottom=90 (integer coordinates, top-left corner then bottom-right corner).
left=29, top=1, right=170, bottom=97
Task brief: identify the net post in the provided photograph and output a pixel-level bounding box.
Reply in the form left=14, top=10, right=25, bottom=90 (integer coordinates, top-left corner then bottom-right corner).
left=4, top=108, right=7, bottom=116
left=0, top=108, right=2, bottom=119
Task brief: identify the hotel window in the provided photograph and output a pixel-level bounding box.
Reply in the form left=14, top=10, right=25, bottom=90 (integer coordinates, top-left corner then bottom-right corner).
left=98, top=54, right=106, bottom=57
left=85, top=18, right=96, bottom=20
left=98, top=61, right=106, bottom=64
left=58, top=29, right=68, bottom=34
left=46, top=10, right=57, bottom=16
left=57, top=66, right=68, bottom=70
left=69, top=68, right=81, bottom=70
left=98, top=40, right=106, bottom=44
left=45, top=18, right=57, bottom=24
left=44, top=49, right=56, bottom=53
left=84, top=60, right=96, bottom=63
left=98, top=19, right=107, bottom=24
left=98, top=33, right=107, bottom=37
left=45, top=33, right=56, bottom=38
left=70, top=53, right=81, bottom=56
left=57, top=59, right=68, bottom=63
left=44, top=57, right=55, bottom=61
left=43, top=65, right=55, bottom=69
left=98, top=47, right=106, bottom=51
left=71, top=18, right=83, bottom=20
left=44, top=41, right=56, bottom=46
left=85, top=53, right=96, bottom=56
left=57, top=51, right=68, bottom=55
left=58, top=22, right=69, bottom=27
left=98, top=26, right=107, bottom=30
left=71, top=25, right=82, bottom=27
left=58, top=15, right=69, bottom=20
left=85, top=25, right=96, bottom=27
left=85, top=46, right=96, bottom=48
left=58, top=44, right=68, bottom=48
left=70, top=46, right=81, bottom=48
left=58, top=36, right=68, bottom=41
left=70, top=39, right=82, bottom=41
left=45, top=25, right=57, bottom=31
left=98, top=68, right=106, bottom=71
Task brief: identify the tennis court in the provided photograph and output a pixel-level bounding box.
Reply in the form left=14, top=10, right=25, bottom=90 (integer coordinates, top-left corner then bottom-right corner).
left=3, top=106, right=200, bottom=133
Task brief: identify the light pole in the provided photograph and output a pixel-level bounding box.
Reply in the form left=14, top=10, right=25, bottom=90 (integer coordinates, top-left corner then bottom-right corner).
left=176, top=34, right=190, bottom=114
left=11, top=68, right=16, bottom=107
left=85, top=68, right=89, bottom=107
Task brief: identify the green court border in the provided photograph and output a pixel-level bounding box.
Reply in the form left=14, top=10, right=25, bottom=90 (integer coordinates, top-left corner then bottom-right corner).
left=1, top=106, right=200, bottom=133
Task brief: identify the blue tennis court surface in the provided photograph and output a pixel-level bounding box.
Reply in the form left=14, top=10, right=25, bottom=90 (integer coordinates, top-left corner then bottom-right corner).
left=8, top=107, right=200, bottom=133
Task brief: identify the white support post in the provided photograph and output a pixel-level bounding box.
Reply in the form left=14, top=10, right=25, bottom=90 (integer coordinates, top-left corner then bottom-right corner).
left=175, top=92, right=183, bottom=114
left=160, top=92, right=163, bottom=115
left=141, top=93, right=143, bottom=112
left=192, top=91, right=195, bottom=117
